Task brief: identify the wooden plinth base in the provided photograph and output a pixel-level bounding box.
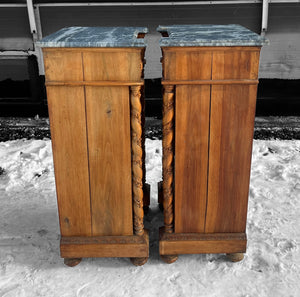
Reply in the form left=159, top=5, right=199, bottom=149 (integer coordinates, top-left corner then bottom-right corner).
left=159, top=227, right=246, bottom=259
left=60, top=230, right=149, bottom=266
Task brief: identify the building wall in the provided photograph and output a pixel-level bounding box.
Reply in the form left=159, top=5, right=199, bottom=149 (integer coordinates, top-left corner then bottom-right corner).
left=259, top=3, right=300, bottom=79
left=0, top=7, right=32, bottom=51
left=0, top=3, right=300, bottom=80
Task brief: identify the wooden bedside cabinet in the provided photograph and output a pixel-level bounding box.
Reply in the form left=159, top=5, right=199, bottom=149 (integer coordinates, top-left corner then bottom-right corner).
left=157, top=24, right=268, bottom=263
left=37, top=27, right=149, bottom=266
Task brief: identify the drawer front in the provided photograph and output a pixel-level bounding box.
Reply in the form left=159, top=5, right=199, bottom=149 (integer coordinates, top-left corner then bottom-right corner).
left=162, top=49, right=212, bottom=81
left=43, top=49, right=144, bottom=82
left=83, top=51, right=143, bottom=81
left=43, top=50, right=83, bottom=82
left=212, top=49, right=260, bottom=80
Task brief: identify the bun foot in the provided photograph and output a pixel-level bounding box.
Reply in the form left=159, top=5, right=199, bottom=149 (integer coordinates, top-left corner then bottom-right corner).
left=130, top=257, right=148, bottom=266
left=160, top=254, right=178, bottom=264
left=64, top=258, right=82, bottom=267
left=226, top=253, right=244, bottom=262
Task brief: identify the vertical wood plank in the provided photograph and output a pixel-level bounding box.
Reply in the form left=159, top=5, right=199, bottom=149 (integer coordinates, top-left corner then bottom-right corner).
left=175, top=85, right=210, bottom=233
left=47, top=86, right=92, bottom=236
left=85, top=86, right=133, bottom=236
left=205, top=84, right=257, bottom=233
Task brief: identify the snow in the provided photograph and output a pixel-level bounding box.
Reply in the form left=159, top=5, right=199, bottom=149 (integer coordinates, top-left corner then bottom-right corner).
left=0, top=138, right=299, bottom=296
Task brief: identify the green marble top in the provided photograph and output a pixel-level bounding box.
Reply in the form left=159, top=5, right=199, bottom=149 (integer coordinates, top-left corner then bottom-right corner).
left=37, top=27, right=148, bottom=48
left=157, top=24, right=268, bottom=47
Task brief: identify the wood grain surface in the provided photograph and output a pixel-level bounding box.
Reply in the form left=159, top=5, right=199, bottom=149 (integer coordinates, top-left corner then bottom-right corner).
left=83, top=51, right=142, bottom=81
left=85, top=86, right=133, bottom=236
left=60, top=230, right=149, bottom=258
left=43, top=50, right=83, bottom=82
left=175, top=85, right=210, bottom=233
left=47, top=86, right=92, bottom=236
left=43, top=46, right=148, bottom=260
left=161, top=46, right=260, bottom=256
left=160, top=238, right=247, bottom=255
left=205, top=84, right=257, bottom=233
left=159, top=228, right=246, bottom=255
left=162, top=49, right=212, bottom=81
left=212, top=49, right=260, bottom=80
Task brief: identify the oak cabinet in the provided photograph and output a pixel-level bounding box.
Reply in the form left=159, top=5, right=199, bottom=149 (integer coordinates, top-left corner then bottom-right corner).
left=38, top=27, right=149, bottom=266
left=157, top=25, right=268, bottom=263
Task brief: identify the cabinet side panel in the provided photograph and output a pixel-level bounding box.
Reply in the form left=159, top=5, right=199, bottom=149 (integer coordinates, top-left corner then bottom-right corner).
left=83, top=51, right=142, bottom=81
left=205, top=85, right=257, bottom=233
left=43, top=50, right=83, bottom=82
left=86, top=86, right=133, bottom=236
left=175, top=85, right=210, bottom=233
left=163, top=49, right=212, bottom=81
left=47, top=86, right=92, bottom=236
left=212, top=49, right=260, bottom=80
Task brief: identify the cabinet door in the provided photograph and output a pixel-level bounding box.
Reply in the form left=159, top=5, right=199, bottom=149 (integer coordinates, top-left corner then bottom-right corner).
left=205, top=48, right=260, bottom=233
left=47, top=86, right=92, bottom=237
left=85, top=86, right=133, bottom=236
left=205, top=84, right=257, bottom=233
left=174, top=85, right=210, bottom=233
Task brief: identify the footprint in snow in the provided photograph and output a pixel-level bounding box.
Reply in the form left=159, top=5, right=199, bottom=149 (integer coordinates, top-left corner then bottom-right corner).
left=168, top=272, right=181, bottom=284
left=277, top=239, right=297, bottom=254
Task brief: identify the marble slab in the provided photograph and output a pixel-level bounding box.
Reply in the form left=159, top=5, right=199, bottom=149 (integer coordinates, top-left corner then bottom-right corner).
left=37, top=27, right=148, bottom=48
left=157, top=24, right=268, bottom=47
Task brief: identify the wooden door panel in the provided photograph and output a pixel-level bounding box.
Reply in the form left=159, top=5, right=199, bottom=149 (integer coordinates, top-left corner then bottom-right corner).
left=85, top=86, right=133, bottom=236
left=47, top=86, right=92, bottom=236
left=205, top=84, right=257, bottom=233
left=175, top=85, right=210, bottom=233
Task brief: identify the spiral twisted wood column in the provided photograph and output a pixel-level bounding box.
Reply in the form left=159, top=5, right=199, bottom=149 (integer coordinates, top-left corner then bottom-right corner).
left=162, top=85, right=175, bottom=234
left=130, top=85, right=144, bottom=236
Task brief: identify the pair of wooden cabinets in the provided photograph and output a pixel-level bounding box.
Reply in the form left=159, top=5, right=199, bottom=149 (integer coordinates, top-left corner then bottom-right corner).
left=40, top=25, right=265, bottom=266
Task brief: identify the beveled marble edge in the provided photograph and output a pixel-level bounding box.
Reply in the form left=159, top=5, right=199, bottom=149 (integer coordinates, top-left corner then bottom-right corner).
left=157, top=24, right=269, bottom=47
left=37, top=26, right=148, bottom=48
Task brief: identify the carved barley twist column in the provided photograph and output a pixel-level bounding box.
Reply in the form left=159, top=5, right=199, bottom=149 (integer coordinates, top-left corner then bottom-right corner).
left=163, top=85, right=175, bottom=234
left=130, top=85, right=144, bottom=236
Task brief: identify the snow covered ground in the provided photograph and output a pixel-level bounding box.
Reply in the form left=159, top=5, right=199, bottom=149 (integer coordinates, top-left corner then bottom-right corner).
left=0, top=138, right=299, bottom=296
